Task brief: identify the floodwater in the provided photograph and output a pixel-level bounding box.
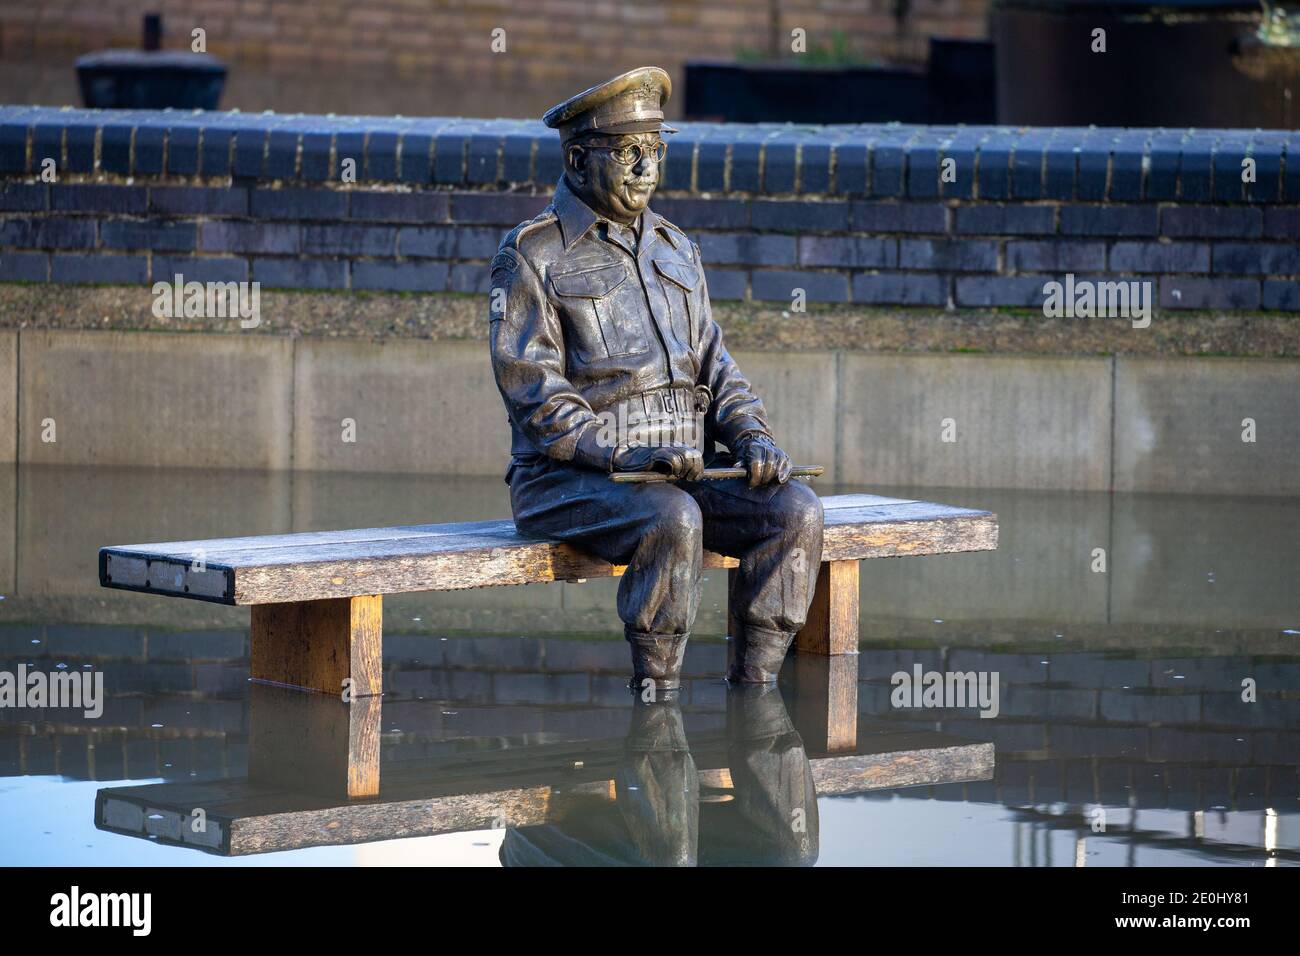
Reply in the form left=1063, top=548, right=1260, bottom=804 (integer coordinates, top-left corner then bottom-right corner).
left=0, top=464, right=1297, bottom=866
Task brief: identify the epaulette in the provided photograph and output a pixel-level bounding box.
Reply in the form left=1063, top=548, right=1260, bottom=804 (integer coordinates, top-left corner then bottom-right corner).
left=651, top=211, right=691, bottom=251
left=500, top=209, right=557, bottom=253
left=655, top=213, right=688, bottom=238
left=490, top=249, right=520, bottom=276
left=492, top=210, right=557, bottom=280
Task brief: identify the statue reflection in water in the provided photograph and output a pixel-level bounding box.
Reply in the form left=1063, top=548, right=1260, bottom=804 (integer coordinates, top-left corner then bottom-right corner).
left=500, top=685, right=819, bottom=867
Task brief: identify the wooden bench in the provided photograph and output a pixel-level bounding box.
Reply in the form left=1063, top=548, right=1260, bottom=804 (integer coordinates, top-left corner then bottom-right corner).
left=99, top=493, right=997, bottom=697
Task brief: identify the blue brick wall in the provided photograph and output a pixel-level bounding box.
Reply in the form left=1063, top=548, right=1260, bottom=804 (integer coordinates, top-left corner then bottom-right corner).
left=1, top=106, right=1299, bottom=311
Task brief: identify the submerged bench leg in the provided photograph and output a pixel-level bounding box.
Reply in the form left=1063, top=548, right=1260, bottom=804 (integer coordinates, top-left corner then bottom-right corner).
left=250, top=595, right=383, bottom=697
left=794, top=559, right=860, bottom=656
left=248, top=683, right=381, bottom=799
left=787, top=653, right=859, bottom=754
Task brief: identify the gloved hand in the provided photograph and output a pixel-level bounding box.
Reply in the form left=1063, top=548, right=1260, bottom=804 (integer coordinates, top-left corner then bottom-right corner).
left=613, top=445, right=706, bottom=481
left=732, top=433, right=793, bottom=487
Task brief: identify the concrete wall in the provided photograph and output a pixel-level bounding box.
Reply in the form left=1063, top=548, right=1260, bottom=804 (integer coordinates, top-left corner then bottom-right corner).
left=4, top=329, right=1298, bottom=493
left=838, top=354, right=1113, bottom=490
left=293, top=338, right=508, bottom=475
left=0, top=329, right=14, bottom=463
left=18, top=329, right=294, bottom=469
left=1114, top=357, right=1300, bottom=496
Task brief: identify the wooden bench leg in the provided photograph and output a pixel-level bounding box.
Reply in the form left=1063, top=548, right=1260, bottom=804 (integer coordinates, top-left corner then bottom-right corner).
left=794, top=560, right=859, bottom=656
left=250, top=594, right=383, bottom=697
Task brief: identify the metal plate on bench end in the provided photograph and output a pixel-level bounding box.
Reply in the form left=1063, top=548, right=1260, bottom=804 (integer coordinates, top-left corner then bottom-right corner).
left=102, top=551, right=233, bottom=603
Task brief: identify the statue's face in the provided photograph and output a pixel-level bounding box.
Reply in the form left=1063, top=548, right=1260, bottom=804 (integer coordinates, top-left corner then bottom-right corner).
left=567, top=132, right=664, bottom=224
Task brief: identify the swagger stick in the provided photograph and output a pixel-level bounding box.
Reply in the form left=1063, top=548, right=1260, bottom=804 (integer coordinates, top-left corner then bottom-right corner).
left=611, top=465, right=825, bottom=483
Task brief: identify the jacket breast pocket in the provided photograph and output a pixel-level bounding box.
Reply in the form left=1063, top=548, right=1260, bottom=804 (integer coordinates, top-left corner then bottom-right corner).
left=654, top=258, right=699, bottom=350
left=551, top=263, right=645, bottom=360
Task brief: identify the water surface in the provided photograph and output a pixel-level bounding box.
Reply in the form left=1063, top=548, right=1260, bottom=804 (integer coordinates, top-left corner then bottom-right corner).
left=1, top=465, right=1296, bottom=866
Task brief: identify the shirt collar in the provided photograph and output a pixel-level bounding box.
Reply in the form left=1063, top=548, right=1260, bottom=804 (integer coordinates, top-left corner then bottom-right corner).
left=554, top=176, right=675, bottom=252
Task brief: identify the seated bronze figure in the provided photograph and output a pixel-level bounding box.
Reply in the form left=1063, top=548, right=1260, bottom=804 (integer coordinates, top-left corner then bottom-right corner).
left=489, top=67, right=824, bottom=692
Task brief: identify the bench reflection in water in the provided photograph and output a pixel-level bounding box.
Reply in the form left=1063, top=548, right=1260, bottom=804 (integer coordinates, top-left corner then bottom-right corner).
left=94, top=656, right=994, bottom=863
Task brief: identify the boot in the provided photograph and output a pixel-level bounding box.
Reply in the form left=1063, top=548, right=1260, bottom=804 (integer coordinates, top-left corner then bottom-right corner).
left=627, top=629, right=689, bottom=694
left=726, top=623, right=794, bottom=684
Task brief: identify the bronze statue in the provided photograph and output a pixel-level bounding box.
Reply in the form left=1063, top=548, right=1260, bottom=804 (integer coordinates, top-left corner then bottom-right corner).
left=489, top=67, right=824, bottom=691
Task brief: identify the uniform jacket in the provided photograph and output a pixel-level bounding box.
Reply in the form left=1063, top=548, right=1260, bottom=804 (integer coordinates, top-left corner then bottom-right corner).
left=489, top=177, right=772, bottom=471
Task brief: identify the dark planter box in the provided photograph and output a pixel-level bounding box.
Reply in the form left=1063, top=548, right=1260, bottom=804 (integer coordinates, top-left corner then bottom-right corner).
left=685, top=41, right=995, bottom=124
left=993, top=0, right=1300, bottom=127
left=685, top=61, right=929, bottom=123
left=76, top=50, right=227, bottom=110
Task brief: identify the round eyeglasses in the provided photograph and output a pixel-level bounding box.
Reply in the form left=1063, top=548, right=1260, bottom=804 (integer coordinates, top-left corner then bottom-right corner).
left=585, top=141, right=668, bottom=166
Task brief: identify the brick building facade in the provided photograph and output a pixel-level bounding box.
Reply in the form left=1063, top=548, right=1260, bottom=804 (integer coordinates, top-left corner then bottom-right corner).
left=0, top=0, right=990, bottom=116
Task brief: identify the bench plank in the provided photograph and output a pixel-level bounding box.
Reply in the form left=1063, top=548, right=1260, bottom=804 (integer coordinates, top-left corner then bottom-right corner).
left=99, top=494, right=918, bottom=561
left=100, top=494, right=997, bottom=606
